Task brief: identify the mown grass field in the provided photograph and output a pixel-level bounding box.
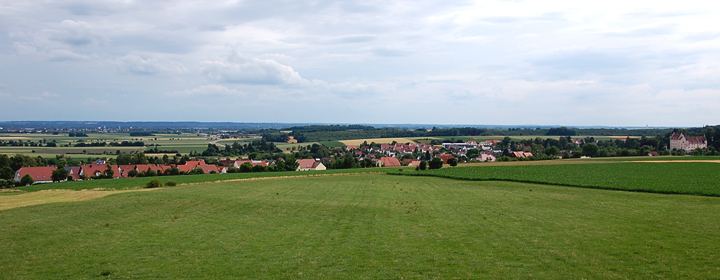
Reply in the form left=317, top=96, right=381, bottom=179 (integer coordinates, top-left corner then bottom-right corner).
left=13, top=167, right=399, bottom=192
left=1, top=174, right=719, bottom=278
left=391, top=162, right=720, bottom=196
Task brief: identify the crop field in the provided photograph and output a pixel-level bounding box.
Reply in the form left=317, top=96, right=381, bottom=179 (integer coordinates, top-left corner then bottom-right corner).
left=0, top=133, right=215, bottom=156
left=1, top=174, right=719, bottom=278
left=340, top=138, right=417, bottom=146
left=391, top=162, right=720, bottom=196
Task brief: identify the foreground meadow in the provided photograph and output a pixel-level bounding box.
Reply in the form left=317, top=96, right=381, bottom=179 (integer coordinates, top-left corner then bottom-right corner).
left=392, top=162, right=720, bottom=196
left=2, top=174, right=719, bottom=278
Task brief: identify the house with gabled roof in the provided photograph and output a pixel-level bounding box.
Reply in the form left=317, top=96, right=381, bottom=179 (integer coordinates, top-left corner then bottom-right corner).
left=14, top=166, right=57, bottom=184
left=79, top=164, right=121, bottom=179
left=296, top=159, right=326, bottom=171
left=379, top=157, right=401, bottom=167
left=670, top=133, right=707, bottom=152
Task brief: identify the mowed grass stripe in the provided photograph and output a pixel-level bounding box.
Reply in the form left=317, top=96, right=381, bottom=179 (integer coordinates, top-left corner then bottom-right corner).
left=2, top=175, right=720, bottom=278
left=390, top=162, right=720, bottom=196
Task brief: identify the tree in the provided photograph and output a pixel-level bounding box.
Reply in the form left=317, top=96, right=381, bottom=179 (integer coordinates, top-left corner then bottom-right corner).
left=20, top=174, right=34, bottom=186
left=145, top=168, right=157, bottom=177
left=240, top=162, right=254, bottom=173
left=252, top=164, right=266, bottom=172
left=418, top=160, right=427, bottom=170
left=284, top=155, right=299, bottom=171
left=128, top=169, right=138, bottom=177
left=447, top=158, right=458, bottom=167
left=582, top=143, right=599, bottom=157
left=51, top=167, right=69, bottom=182
left=545, top=146, right=560, bottom=156
left=428, top=158, right=443, bottom=169
left=104, top=165, right=115, bottom=178
left=0, top=166, right=13, bottom=180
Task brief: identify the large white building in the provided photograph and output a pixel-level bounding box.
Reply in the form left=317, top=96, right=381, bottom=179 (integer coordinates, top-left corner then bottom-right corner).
left=670, top=133, right=707, bottom=152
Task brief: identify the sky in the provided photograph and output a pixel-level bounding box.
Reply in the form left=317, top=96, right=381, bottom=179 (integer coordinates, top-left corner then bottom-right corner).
left=0, top=0, right=719, bottom=127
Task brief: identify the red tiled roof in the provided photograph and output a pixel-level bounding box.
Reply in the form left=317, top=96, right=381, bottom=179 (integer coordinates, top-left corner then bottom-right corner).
left=80, top=164, right=121, bottom=178
left=297, top=159, right=320, bottom=169
left=68, top=167, right=82, bottom=180
left=380, top=157, right=401, bottom=167
left=402, top=158, right=414, bottom=164
left=439, top=154, right=455, bottom=163
left=687, top=136, right=706, bottom=145
left=135, top=164, right=169, bottom=174
left=15, top=167, right=56, bottom=182
left=184, top=160, right=206, bottom=168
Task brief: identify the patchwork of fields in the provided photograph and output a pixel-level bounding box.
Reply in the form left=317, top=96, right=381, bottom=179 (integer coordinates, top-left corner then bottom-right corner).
left=1, top=174, right=719, bottom=278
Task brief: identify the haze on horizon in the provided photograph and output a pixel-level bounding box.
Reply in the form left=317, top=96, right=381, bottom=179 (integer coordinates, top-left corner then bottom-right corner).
left=0, top=0, right=718, bottom=127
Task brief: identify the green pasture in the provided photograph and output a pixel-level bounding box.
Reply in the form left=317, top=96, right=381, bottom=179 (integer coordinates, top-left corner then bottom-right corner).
left=2, top=174, right=720, bottom=278
left=391, top=162, right=720, bottom=196
left=14, top=168, right=397, bottom=192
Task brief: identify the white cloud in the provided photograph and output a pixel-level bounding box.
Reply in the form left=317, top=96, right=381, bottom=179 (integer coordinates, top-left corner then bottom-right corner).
left=44, top=20, right=107, bottom=46
left=202, top=52, right=311, bottom=85
left=0, top=92, right=11, bottom=98
left=166, top=85, right=245, bottom=97
left=115, top=54, right=186, bottom=75
left=0, top=0, right=719, bottom=125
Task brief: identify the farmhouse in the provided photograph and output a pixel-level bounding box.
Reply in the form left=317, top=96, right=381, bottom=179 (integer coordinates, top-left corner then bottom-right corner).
left=438, top=154, right=455, bottom=164
left=379, top=157, right=401, bottom=167
left=296, top=159, right=326, bottom=171
left=475, top=154, right=496, bottom=162
left=14, top=166, right=57, bottom=184
left=79, top=164, right=121, bottom=179
left=670, top=133, right=707, bottom=152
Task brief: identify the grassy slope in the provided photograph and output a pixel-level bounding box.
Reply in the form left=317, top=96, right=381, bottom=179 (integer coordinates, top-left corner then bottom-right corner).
left=1, top=175, right=719, bottom=278
left=14, top=167, right=399, bottom=192
left=390, top=162, right=720, bottom=196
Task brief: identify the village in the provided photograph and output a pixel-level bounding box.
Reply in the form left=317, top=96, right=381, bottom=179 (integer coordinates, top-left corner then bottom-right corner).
left=6, top=132, right=709, bottom=186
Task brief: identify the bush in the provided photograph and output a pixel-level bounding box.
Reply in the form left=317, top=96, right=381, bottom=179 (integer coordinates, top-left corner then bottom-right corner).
left=146, top=179, right=162, bottom=188
left=20, top=174, right=34, bottom=186
left=0, top=179, right=13, bottom=189
left=428, top=158, right=443, bottom=169
left=447, top=158, right=458, bottom=167
left=419, top=160, right=427, bottom=170
left=165, top=181, right=177, bottom=187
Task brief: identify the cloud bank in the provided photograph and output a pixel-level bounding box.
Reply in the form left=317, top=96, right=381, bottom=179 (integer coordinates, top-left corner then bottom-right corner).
left=0, top=0, right=718, bottom=126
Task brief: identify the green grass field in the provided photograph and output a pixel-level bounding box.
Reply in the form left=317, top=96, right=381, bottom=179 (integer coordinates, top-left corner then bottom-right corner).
left=14, top=167, right=399, bottom=192
left=391, top=162, right=720, bottom=196
left=2, top=175, right=719, bottom=278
